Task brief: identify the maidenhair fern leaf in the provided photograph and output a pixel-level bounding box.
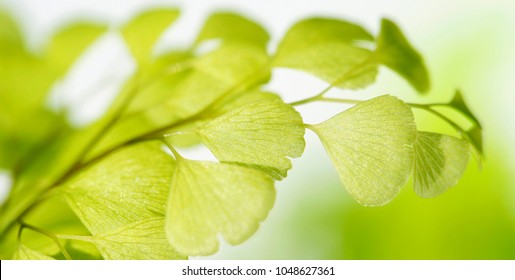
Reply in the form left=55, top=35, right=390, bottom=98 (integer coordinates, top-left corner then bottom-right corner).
left=63, top=142, right=172, bottom=233
left=198, top=96, right=305, bottom=180
left=166, top=159, right=275, bottom=256
left=195, top=12, right=269, bottom=48
left=413, top=131, right=470, bottom=198
left=466, top=126, right=483, bottom=159
left=93, top=217, right=185, bottom=260
left=449, top=90, right=482, bottom=129
left=376, top=19, right=430, bottom=93
left=273, top=18, right=377, bottom=89
left=62, top=142, right=185, bottom=260
left=312, top=95, right=417, bottom=206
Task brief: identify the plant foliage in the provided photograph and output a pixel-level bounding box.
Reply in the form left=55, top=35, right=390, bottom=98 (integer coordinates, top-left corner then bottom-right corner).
left=0, top=7, right=482, bottom=259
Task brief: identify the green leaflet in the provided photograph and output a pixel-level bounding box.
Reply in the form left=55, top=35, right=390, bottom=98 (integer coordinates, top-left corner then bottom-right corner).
left=122, top=9, right=180, bottom=63
left=13, top=245, right=56, bottom=260
left=62, top=142, right=185, bottom=259
left=198, top=96, right=305, bottom=180
left=208, top=90, right=280, bottom=115
left=46, top=22, right=106, bottom=76
left=195, top=12, right=269, bottom=48
left=93, top=217, right=185, bottom=260
left=166, top=90, right=279, bottom=148
left=413, top=132, right=470, bottom=198
left=166, top=159, right=275, bottom=256
left=449, top=90, right=482, bottom=129
left=193, top=42, right=270, bottom=85
left=466, top=126, right=483, bottom=158
left=312, top=95, right=417, bottom=206
left=376, top=19, right=430, bottom=93
left=273, top=18, right=378, bottom=89
left=63, top=142, right=172, bottom=233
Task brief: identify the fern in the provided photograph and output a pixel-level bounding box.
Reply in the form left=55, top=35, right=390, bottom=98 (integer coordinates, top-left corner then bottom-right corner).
left=0, top=8, right=481, bottom=259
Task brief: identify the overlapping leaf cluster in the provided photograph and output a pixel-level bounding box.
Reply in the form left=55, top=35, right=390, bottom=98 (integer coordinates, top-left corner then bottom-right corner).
left=0, top=8, right=481, bottom=260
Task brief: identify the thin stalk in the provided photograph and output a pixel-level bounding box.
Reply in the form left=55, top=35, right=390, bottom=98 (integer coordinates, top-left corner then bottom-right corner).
left=289, top=56, right=376, bottom=107
left=19, top=221, right=72, bottom=260
left=56, top=234, right=95, bottom=243
left=408, top=103, right=464, bottom=133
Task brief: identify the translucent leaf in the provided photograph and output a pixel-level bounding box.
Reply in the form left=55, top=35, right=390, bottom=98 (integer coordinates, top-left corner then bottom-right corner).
left=46, top=22, right=106, bottom=75
left=195, top=12, right=269, bottom=47
left=166, top=159, right=275, bottom=256
left=413, top=132, right=470, bottom=198
left=13, top=245, right=56, bottom=260
left=62, top=142, right=185, bottom=259
left=376, top=19, right=430, bottom=93
left=122, top=9, right=180, bottom=63
left=466, top=126, right=483, bottom=157
left=273, top=18, right=377, bottom=89
left=276, top=18, right=374, bottom=47
left=312, top=95, right=417, bottom=206
left=206, top=89, right=280, bottom=117
left=93, top=217, right=186, bottom=260
left=193, top=42, right=270, bottom=85
left=166, top=90, right=279, bottom=148
left=449, top=90, right=481, bottom=128
left=63, top=142, right=172, bottom=234
left=198, top=96, right=305, bottom=180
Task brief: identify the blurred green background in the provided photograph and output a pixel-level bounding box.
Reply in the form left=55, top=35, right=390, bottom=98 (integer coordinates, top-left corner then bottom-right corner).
left=1, top=0, right=514, bottom=259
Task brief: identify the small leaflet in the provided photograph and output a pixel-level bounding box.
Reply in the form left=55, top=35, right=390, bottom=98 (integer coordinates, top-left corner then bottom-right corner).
left=413, top=131, right=470, bottom=198
left=313, top=95, right=417, bottom=206
left=166, top=159, right=275, bottom=256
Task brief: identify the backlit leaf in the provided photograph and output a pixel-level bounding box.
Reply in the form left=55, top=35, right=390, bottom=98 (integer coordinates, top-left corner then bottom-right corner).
left=198, top=96, right=305, bottom=180
left=449, top=90, right=481, bottom=128
left=312, top=95, right=416, bottom=206
left=13, top=245, right=56, bottom=260
left=413, top=132, right=470, bottom=198
left=62, top=142, right=185, bottom=259
left=93, top=217, right=185, bottom=260
left=166, top=159, right=275, bottom=256
left=193, top=42, right=270, bottom=85
left=376, top=18, right=429, bottom=93
left=122, top=9, right=180, bottom=63
left=166, top=90, right=279, bottom=148
left=273, top=18, right=377, bottom=89
left=63, top=142, right=172, bottom=233
left=466, top=126, right=483, bottom=158
left=195, top=12, right=269, bottom=47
